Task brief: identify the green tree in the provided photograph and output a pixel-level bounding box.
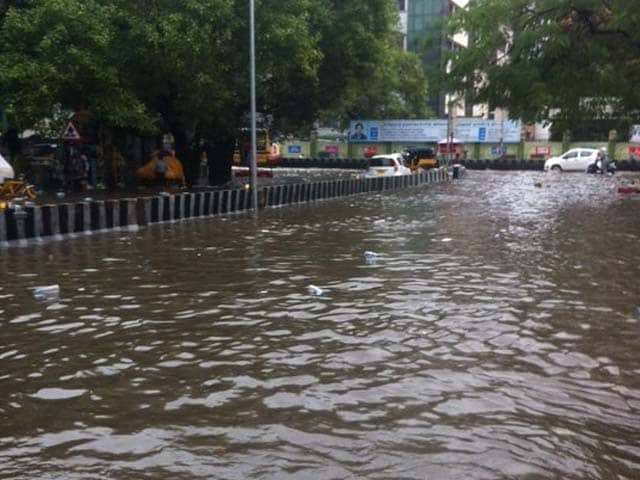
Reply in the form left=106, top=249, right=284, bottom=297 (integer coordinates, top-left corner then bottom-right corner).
left=0, top=0, right=150, bottom=132
left=0, top=0, right=429, bottom=185
left=311, top=0, right=430, bottom=125
left=109, top=0, right=241, bottom=181
left=445, top=0, right=640, bottom=132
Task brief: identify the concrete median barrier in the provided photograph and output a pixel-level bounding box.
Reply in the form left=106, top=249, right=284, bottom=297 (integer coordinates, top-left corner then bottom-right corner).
left=2, top=169, right=451, bottom=247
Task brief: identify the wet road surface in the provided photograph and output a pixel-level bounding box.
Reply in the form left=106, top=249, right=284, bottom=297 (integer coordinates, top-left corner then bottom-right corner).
left=1, top=171, right=639, bottom=479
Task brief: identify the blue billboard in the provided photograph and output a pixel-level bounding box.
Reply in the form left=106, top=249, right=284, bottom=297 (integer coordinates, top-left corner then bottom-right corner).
left=349, top=120, right=448, bottom=143
left=349, top=119, right=521, bottom=143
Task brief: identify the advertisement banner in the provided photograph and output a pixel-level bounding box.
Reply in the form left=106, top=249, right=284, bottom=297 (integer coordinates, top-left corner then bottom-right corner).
left=628, top=146, right=640, bottom=157
left=350, top=119, right=521, bottom=144
left=349, top=120, right=448, bottom=143
left=455, top=120, right=521, bottom=143
left=535, top=146, right=551, bottom=155
left=490, top=145, right=507, bottom=156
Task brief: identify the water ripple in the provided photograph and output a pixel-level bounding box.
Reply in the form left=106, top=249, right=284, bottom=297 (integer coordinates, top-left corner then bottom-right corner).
left=0, top=171, right=639, bottom=478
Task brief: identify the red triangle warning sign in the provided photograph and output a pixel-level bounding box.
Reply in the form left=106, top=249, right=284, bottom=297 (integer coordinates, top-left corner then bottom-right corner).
left=62, top=122, right=82, bottom=141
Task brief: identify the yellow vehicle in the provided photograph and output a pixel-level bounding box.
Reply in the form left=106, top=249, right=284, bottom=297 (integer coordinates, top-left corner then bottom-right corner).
left=0, top=179, right=37, bottom=202
left=0, top=154, right=36, bottom=203
left=136, top=151, right=187, bottom=186
left=233, top=128, right=281, bottom=166
left=402, top=147, right=439, bottom=171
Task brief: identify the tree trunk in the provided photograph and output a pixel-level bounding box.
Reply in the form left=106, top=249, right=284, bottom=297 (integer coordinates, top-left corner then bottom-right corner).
left=205, top=133, right=234, bottom=187
left=99, top=126, right=117, bottom=191
left=171, top=126, right=198, bottom=186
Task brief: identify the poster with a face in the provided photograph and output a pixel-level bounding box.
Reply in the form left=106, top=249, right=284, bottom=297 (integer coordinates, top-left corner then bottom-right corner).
left=630, top=125, right=640, bottom=143
left=350, top=122, right=369, bottom=141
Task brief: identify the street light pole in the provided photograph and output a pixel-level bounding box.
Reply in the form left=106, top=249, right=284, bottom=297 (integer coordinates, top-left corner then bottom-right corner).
left=500, top=115, right=504, bottom=157
left=249, top=0, right=259, bottom=212
left=447, top=99, right=455, bottom=167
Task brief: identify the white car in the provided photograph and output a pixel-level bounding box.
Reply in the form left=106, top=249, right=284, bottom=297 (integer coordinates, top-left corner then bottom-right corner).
left=364, top=154, right=411, bottom=177
left=544, top=148, right=599, bottom=172
left=0, top=153, right=14, bottom=183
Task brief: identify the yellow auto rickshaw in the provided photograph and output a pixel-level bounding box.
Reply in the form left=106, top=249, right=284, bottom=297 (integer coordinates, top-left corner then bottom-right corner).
left=0, top=154, right=36, bottom=203
left=136, top=151, right=186, bottom=186
left=402, top=147, right=439, bottom=171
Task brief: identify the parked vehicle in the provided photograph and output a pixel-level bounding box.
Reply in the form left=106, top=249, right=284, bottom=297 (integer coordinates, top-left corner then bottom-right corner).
left=136, top=150, right=187, bottom=186
left=402, top=146, right=438, bottom=171
left=24, top=143, right=61, bottom=188
left=0, top=153, right=36, bottom=202
left=544, top=148, right=599, bottom=172
left=26, top=143, right=59, bottom=165
left=0, top=153, right=14, bottom=183
left=364, top=154, right=411, bottom=177
left=232, top=129, right=281, bottom=166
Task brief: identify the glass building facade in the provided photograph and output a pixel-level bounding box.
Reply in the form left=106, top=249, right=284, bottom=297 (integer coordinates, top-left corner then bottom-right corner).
left=406, top=0, right=454, bottom=115
left=407, top=0, right=447, bottom=54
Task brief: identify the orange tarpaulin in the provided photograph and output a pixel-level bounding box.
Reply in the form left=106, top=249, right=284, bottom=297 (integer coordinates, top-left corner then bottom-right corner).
left=136, top=154, right=186, bottom=184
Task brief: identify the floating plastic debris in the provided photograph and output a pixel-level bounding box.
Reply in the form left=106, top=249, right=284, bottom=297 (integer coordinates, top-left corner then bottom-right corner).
left=441, top=238, right=452, bottom=243
left=364, top=251, right=381, bottom=264
left=307, top=285, right=324, bottom=296
left=30, top=388, right=87, bottom=400
left=33, top=285, right=60, bottom=301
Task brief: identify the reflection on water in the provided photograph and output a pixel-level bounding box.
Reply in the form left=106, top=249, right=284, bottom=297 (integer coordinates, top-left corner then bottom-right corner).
left=1, top=171, right=640, bottom=479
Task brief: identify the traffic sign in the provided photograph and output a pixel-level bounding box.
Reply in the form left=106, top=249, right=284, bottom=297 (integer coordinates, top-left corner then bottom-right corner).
left=62, top=122, right=82, bottom=142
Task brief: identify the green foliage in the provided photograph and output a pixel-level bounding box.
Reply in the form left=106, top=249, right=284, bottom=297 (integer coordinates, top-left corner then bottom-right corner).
left=312, top=0, right=430, bottom=125
left=0, top=0, right=429, bottom=142
left=445, top=0, right=640, bottom=131
left=0, top=0, right=152, bottom=131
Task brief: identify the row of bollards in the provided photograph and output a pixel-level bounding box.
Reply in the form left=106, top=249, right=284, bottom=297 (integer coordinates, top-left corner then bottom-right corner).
left=0, top=169, right=449, bottom=247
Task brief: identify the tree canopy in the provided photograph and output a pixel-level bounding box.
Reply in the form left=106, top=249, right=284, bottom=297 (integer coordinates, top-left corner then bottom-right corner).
left=444, top=0, right=640, bottom=131
left=0, top=0, right=429, bottom=146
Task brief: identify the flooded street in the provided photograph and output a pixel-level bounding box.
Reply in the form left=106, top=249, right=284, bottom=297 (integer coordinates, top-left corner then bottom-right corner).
left=1, top=171, right=640, bottom=479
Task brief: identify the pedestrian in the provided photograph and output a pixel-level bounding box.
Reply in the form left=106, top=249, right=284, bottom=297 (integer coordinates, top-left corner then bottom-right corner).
left=155, top=150, right=169, bottom=189
left=70, top=151, right=88, bottom=191
left=79, top=151, right=90, bottom=190
left=599, top=147, right=609, bottom=174
left=88, top=149, right=98, bottom=189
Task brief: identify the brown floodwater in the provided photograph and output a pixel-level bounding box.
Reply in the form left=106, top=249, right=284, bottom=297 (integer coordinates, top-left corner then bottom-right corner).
left=1, top=171, right=639, bottom=479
